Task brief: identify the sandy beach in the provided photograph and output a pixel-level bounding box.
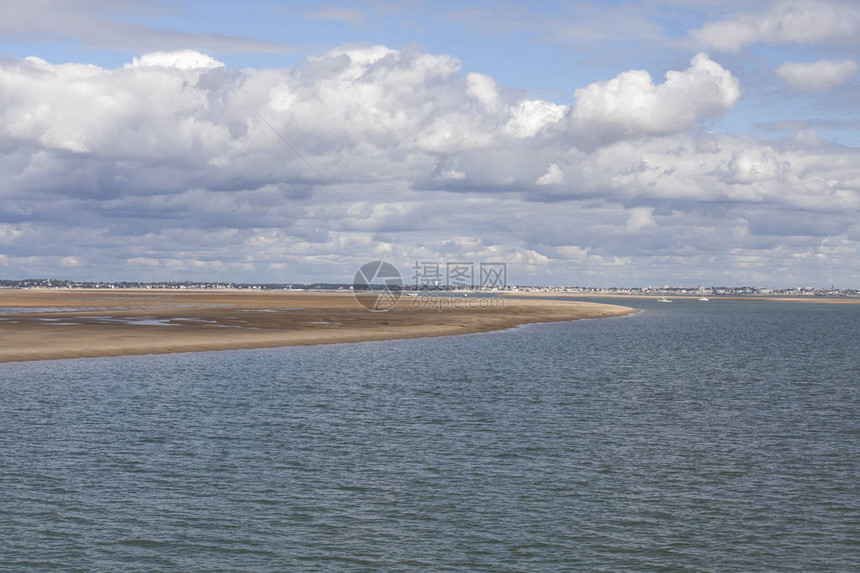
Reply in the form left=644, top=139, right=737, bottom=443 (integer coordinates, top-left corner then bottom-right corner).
left=0, top=290, right=635, bottom=363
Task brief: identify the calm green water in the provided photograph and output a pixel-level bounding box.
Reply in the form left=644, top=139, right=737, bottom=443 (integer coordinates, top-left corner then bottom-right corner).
left=1, top=299, right=858, bottom=571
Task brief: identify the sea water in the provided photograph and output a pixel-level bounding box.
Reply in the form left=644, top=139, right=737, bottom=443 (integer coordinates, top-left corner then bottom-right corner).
left=1, top=299, right=857, bottom=571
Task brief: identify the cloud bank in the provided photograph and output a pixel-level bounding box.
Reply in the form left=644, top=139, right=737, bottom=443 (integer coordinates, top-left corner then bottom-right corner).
left=0, top=46, right=858, bottom=286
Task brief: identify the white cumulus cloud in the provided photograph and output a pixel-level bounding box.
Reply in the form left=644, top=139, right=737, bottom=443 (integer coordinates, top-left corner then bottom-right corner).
left=536, top=164, right=564, bottom=186
left=503, top=100, right=566, bottom=138
left=466, top=72, right=502, bottom=112
left=626, top=208, right=657, bottom=232
left=127, top=50, right=226, bottom=70
left=571, top=53, right=740, bottom=144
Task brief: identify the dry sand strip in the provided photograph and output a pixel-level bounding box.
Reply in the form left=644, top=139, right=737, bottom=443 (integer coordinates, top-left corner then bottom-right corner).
left=0, top=289, right=636, bottom=363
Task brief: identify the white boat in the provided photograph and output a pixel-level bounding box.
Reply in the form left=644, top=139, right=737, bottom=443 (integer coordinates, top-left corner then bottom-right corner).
left=698, top=296, right=710, bottom=301
left=657, top=297, right=672, bottom=303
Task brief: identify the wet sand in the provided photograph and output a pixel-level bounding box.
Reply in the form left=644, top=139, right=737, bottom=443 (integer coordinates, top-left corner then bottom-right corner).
left=0, top=290, right=636, bottom=363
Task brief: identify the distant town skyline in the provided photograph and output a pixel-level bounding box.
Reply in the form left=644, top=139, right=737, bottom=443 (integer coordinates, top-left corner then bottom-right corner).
left=3, top=277, right=857, bottom=298
left=0, top=1, right=858, bottom=287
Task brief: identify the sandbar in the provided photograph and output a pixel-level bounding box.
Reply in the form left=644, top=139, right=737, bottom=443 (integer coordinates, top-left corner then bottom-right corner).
left=0, top=290, right=636, bottom=363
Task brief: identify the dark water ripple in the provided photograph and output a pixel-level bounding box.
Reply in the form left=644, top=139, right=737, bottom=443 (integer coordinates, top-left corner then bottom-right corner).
left=1, top=299, right=858, bottom=571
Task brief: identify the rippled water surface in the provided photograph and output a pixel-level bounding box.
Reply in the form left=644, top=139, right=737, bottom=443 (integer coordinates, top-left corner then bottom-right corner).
left=1, top=299, right=858, bottom=571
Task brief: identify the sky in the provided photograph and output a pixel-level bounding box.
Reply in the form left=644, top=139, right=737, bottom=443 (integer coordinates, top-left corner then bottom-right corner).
left=0, top=0, right=858, bottom=287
